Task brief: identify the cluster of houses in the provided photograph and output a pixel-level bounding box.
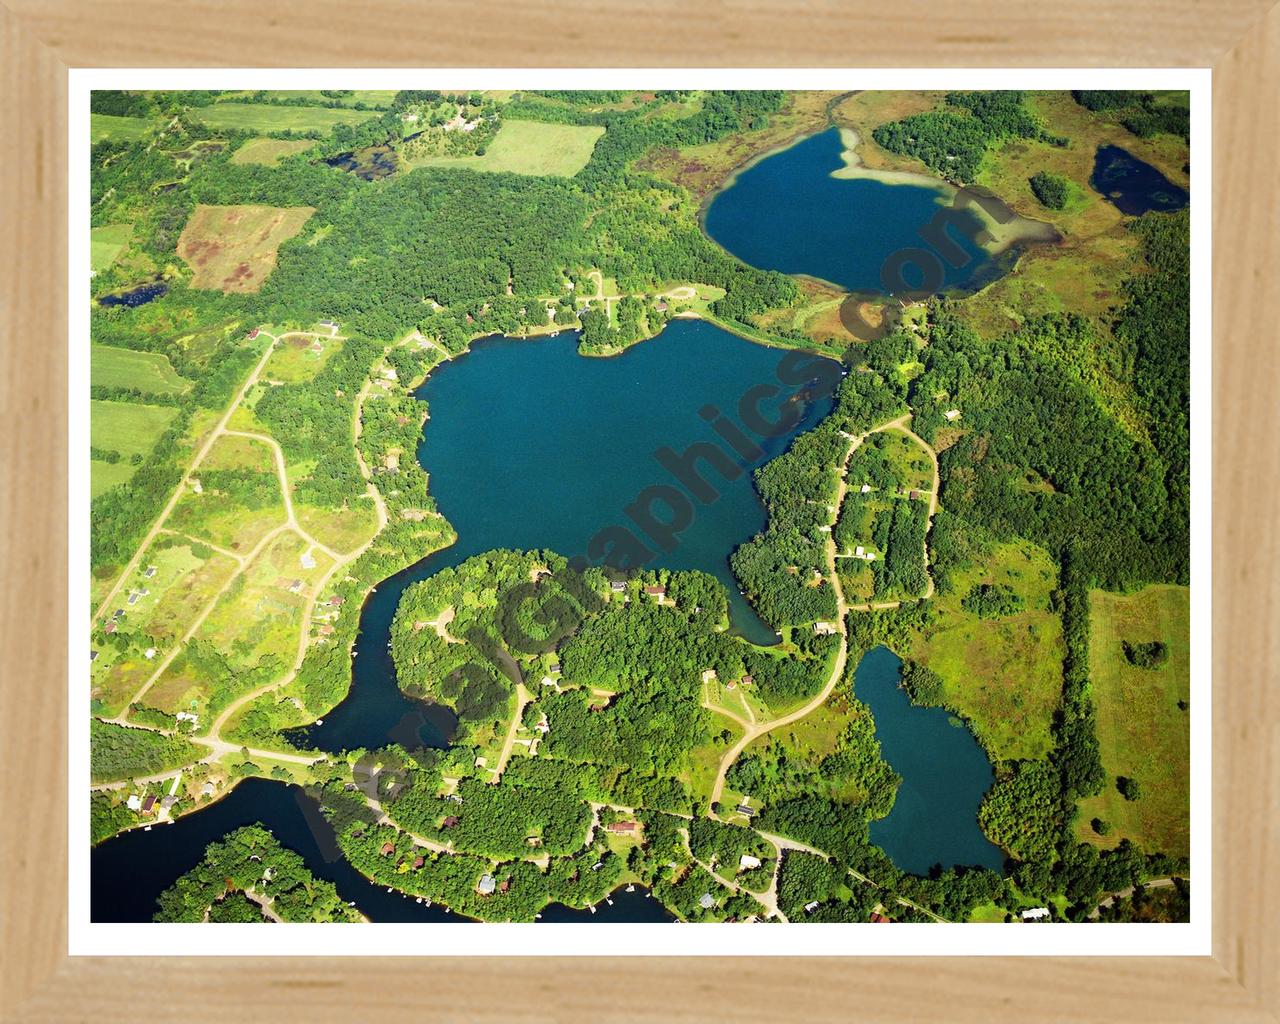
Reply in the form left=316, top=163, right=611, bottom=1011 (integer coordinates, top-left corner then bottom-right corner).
left=126, top=773, right=186, bottom=819
left=607, top=581, right=669, bottom=605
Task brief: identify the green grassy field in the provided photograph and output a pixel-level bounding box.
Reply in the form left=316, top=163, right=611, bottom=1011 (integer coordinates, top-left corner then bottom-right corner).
left=193, top=103, right=381, bottom=133
left=90, top=224, right=133, bottom=272
left=90, top=459, right=136, bottom=498
left=91, top=344, right=191, bottom=395
left=1076, top=584, right=1190, bottom=858
left=404, top=120, right=604, bottom=177
left=90, top=113, right=153, bottom=143
left=90, top=399, right=178, bottom=458
left=230, top=137, right=317, bottom=166
left=907, top=541, right=1064, bottom=762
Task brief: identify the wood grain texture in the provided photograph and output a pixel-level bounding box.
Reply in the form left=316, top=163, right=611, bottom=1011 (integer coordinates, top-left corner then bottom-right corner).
left=1212, top=5, right=1280, bottom=1016
left=0, top=4, right=69, bottom=1022
left=2, top=0, right=1278, bottom=66
left=1, top=0, right=1276, bottom=1020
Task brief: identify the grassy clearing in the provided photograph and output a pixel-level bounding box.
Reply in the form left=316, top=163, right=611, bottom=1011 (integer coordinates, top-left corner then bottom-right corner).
left=91, top=113, right=153, bottom=143
left=264, top=332, right=342, bottom=383
left=177, top=204, right=315, bottom=293
left=404, top=119, right=604, bottom=177
left=90, top=399, right=178, bottom=458
left=90, top=460, right=135, bottom=498
left=91, top=343, right=191, bottom=395
left=151, top=533, right=333, bottom=715
left=129, top=539, right=239, bottom=645
left=1076, top=585, right=1190, bottom=858
left=90, top=224, right=133, bottom=271
left=295, top=501, right=380, bottom=555
left=230, top=138, right=318, bottom=166
left=192, top=103, right=381, bottom=133
left=168, top=434, right=285, bottom=552
left=907, top=541, right=1063, bottom=762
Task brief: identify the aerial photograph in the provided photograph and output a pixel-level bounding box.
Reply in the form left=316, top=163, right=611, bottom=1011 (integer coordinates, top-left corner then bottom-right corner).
left=87, top=87, right=1191, bottom=927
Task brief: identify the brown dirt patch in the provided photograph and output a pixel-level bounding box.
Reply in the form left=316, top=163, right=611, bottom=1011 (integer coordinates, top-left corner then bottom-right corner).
left=177, top=204, right=315, bottom=293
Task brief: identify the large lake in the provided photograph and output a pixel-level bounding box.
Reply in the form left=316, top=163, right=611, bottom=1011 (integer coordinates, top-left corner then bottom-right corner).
left=704, top=128, right=1010, bottom=295
left=855, top=646, right=1004, bottom=875
left=290, top=318, right=837, bottom=754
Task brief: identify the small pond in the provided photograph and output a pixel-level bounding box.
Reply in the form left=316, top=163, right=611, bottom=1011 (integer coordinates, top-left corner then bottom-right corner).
left=854, top=646, right=1005, bottom=875
left=97, top=280, right=168, bottom=308
left=1090, top=144, right=1189, bottom=216
left=326, top=145, right=399, bottom=181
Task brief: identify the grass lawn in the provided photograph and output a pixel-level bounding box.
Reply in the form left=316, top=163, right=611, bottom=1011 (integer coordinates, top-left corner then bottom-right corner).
left=1076, top=584, right=1190, bottom=859
left=906, top=541, right=1064, bottom=762
left=91, top=343, right=191, bottom=395
left=90, top=399, right=178, bottom=458
left=192, top=102, right=381, bottom=133
left=404, top=120, right=605, bottom=177
left=91, top=113, right=153, bottom=143
left=230, top=138, right=318, bottom=166
left=90, top=224, right=134, bottom=271
left=177, top=204, right=315, bottom=293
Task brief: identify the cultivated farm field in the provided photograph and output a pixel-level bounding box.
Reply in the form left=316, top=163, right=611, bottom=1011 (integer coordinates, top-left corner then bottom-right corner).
left=90, top=399, right=178, bottom=458
left=177, top=204, right=315, bottom=293
left=91, top=113, right=152, bottom=143
left=193, top=102, right=381, bottom=133
left=230, top=138, right=318, bottom=166
left=404, top=120, right=605, bottom=177
left=90, top=398, right=179, bottom=497
left=91, top=344, right=191, bottom=395
left=90, top=224, right=133, bottom=272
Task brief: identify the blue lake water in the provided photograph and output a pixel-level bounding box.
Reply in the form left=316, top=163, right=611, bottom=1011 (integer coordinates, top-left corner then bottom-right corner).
left=703, top=127, right=1002, bottom=295
left=91, top=776, right=671, bottom=922
left=855, top=646, right=1004, bottom=875
left=92, top=778, right=461, bottom=923
left=1090, top=144, right=1189, bottom=216
left=97, top=280, right=168, bottom=307
left=290, top=318, right=837, bottom=754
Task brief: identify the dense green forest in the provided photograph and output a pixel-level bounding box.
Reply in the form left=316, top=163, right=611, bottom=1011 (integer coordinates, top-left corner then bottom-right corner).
left=872, top=91, right=1063, bottom=182
left=153, top=824, right=360, bottom=922
left=90, top=718, right=202, bottom=782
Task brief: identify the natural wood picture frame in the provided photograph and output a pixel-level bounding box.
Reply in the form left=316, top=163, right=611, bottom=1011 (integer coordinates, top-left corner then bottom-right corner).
left=2, top=3, right=1276, bottom=1020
